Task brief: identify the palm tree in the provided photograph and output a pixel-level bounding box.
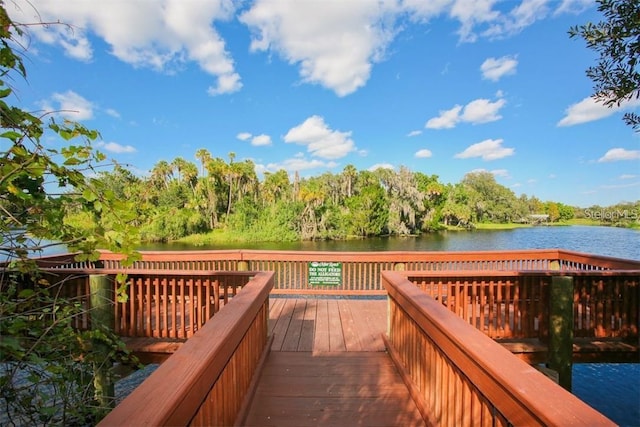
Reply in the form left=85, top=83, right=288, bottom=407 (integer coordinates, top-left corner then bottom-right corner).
left=341, top=164, right=357, bottom=198
left=171, top=157, right=188, bottom=182
left=181, top=161, right=199, bottom=193
left=262, top=169, right=291, bottom=205
left=225, top=152, right=237, bottom=218
left=235, top=160, right=259, bottom=203
left=150, top=160, right=172, bottom=190
left=195, top=148, right=211, bottom=177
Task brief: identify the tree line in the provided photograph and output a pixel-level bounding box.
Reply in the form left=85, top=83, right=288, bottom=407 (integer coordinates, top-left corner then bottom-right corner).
left=88, top=151, right=601, bottom=243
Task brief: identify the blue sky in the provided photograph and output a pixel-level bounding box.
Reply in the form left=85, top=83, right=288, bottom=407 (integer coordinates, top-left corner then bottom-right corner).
left=6, top=0, right=640, bottom=207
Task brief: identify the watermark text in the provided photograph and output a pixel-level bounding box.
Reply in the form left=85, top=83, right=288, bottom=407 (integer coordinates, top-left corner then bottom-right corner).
left=584, top=208, right=638, bottom=221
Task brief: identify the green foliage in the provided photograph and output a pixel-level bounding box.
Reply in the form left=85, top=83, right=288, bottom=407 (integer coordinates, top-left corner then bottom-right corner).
left=0, top=272, right=138, bottom=425
left=93, top=146, right=638, bottom=243
left=254, top=201, right=302, bottom=241
left=569, top=0, right=640, bottom=130
left=0, top=7, right=141, bottom=424
left=462, top=171, right=519, bottom=223
left=344, top=183, right=388, bottom=236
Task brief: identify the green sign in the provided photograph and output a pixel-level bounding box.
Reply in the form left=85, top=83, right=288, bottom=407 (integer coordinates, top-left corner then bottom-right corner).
left=308, top=261, right=342, bottom=286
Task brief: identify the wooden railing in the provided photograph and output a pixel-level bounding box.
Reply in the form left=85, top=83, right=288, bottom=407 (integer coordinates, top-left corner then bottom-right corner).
left=115, top=270, right=254, bottom=339
left=382, top=271, right=616, bottom=426
left=8, top=250, right=636, bottom=425
left=404, top=270, right=639, bottom=340
left=573, top=272, right=639, bottom=338
left=98, top=271, right=274, bottom=426
left=33, top=248, right=640, bottom=295
left=15, top=251, right=640, bottom=342
left=36, top=269, right=256, bottom=339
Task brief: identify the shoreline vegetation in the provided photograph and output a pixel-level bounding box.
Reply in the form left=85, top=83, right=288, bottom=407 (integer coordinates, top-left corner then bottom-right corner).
left=86, top=153, right=639, bottom=246
left=176, top=219, right=638, bottom=246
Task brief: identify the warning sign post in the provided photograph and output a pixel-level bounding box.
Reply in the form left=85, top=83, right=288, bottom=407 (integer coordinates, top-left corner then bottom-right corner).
left=308, top=262, right=342, bottom=286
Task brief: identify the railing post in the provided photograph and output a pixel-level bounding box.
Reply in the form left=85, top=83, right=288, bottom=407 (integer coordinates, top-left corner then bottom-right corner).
left=548, top=275, right=574, bottom=391
left=90, top=274, right=115, bottom=412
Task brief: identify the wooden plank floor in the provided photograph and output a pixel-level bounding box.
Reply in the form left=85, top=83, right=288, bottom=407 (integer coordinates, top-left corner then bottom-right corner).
left=243, top=297, right=425, bottom=426
left=268, top=297, right=388, bottom=352
left=244, top=352, right=425, bottom=426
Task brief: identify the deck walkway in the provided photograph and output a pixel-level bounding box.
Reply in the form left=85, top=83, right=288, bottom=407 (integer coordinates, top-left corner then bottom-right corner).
left=242, top=297, right=425, bottom=426
left=268, top=297, right=388, bottom=352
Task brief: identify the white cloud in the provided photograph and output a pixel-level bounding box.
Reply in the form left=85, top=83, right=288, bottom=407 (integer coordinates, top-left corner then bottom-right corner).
left=105, top=108, right=121, bottom=118
left=598, top=181, right=640, bottom=190
left=490, top=168, right=510, bottom=177
left=251, top=134, right=272, bottom=146
left=97, top=141, right=136, bottom=154
left=558, top=96, right=640, bottom=127
left=482, top=0, right=549, bottom=39
left=620, top=174, right=637, bottom=180
left=554, top=0, right=592, bottom=15
left=426, top=97, right=506, bottom=129
left=401, top=0, right=452, bottom=20
left=39, top=90, right=94, bottom=120
left=415, top=149, right=433, bottom=158
left=558, top=97, right=615, bottom=126
left=480, top=55, right=517, bottom=81
left=455, top=138, right=515, bottom=160
left=237, top=132, right=252, bottom=141
left=461, top=98, right=506, bottom=123
left=469, top=167, right=510, bottom=178
left=450, top=0, right=500, bottom=42
left=9, top=0, right=241, bottom=95
left=8, top=0, right=574, bottom=99
left=407, top=130, right=422, bottom=137
left=368, top=163, right=395, bottom=171
left=425, top=105, right=463, bottom=129
left=240, top=0, right=397, bottom=97
left=284, top=115, right=355, bottom=159
left=597, top=148, right=640, bottom=162
left=262, top=156, right=336, bottom=173
left=401, top=0, right=550, bottom=42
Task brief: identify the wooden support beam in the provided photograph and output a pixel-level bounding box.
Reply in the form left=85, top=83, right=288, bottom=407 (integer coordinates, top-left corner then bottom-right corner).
left=90, top=274, right=115, bottom=412
left=548, top=275, right=574, bottom=391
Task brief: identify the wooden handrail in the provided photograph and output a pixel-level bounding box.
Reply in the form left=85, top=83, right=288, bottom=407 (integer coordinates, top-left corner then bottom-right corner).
left=556, top=249, right=640, bottom=270
left=14, top=248, right=640, bottom=273
left=31, top=270, right=258, bottom=339
left=382, top=270, right=615, bottom=426
left=98, top=271, right=274, bottom=426
left=403, top=270, right=639, bottom=340
left=77, top=249, right=638, bottom=295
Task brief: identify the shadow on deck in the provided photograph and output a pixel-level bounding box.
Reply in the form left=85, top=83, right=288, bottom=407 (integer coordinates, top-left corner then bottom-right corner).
left=241, top=297, right=424, bottom=426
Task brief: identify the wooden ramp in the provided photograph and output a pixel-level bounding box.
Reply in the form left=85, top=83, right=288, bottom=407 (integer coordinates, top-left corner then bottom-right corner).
left=243, top=352, right=425, bottom=426
left=242, top=297, right=425, bottom=426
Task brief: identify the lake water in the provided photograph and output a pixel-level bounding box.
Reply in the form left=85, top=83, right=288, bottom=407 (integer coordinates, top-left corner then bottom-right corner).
left=138, top=225, right=640, bottom=260
left=139, top=225, right=640, bottom=425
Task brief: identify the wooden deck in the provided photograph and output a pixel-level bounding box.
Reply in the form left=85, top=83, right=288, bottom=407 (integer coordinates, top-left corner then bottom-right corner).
left=242, top=297, right=425, bottom=426
left=125, top=295, right=638, bottom=364
left=268, top=297, right=388, bottom=352
left=243, top=352, right=425, bottom=426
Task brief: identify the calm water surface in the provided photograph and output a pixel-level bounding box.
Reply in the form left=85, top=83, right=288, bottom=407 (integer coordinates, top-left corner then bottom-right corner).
left=140, top=225, right=640, bottom=260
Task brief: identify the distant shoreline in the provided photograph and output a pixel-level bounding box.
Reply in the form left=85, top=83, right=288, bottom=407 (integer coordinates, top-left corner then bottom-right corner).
left=173, top=220, right=638, bottom=246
